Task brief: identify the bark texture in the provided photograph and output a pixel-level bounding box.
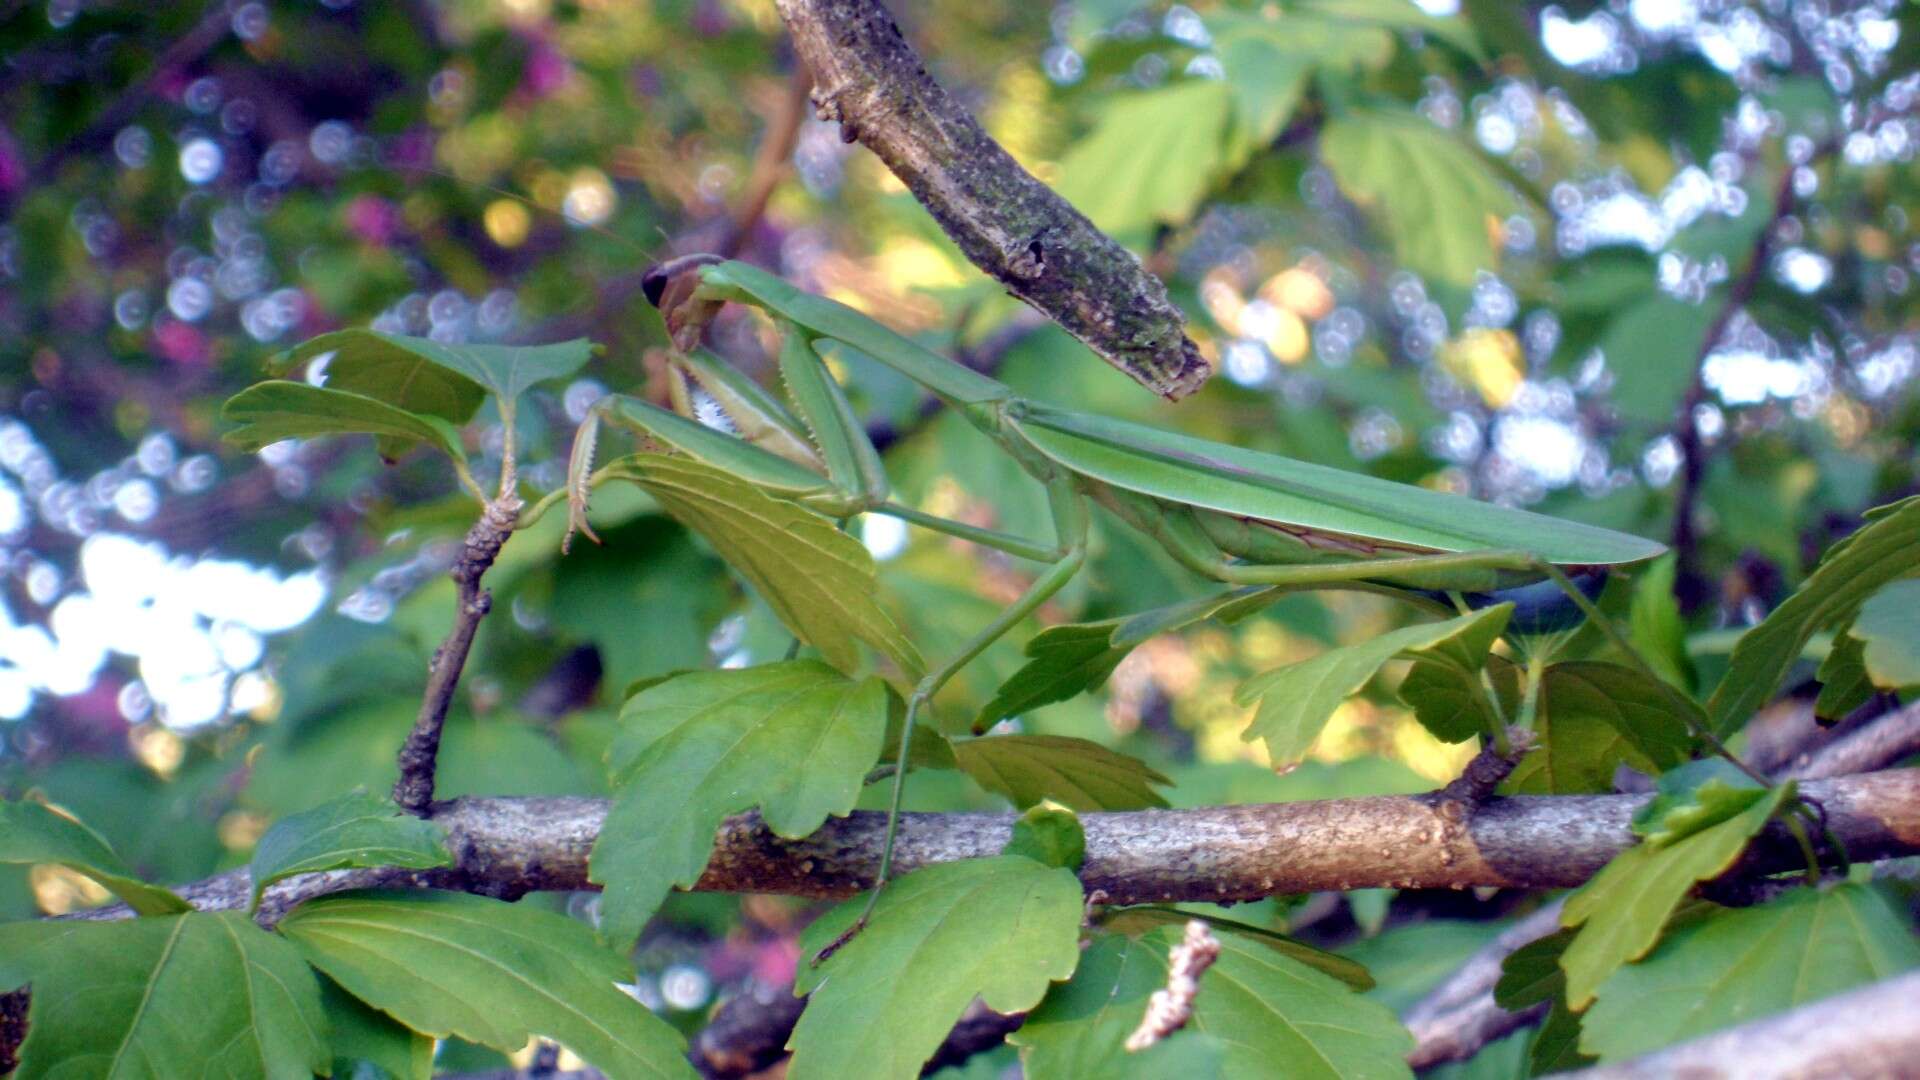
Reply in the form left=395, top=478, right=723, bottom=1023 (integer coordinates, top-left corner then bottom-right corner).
left=773, top=0, right=1211, bottom=399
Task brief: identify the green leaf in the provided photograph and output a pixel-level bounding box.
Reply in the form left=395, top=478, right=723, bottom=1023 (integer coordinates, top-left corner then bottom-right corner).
left=0, top=913, right=329, bottom=1078
left=1596, top=297, right=1717, bottom=428
left=1237, top=607, right=1509, bottom=764
left=0, top=798, right=189, bottom=915
left=953, top=734, right=1172, bottom=810
left=1300, top=0, right=1485, bottom=62
left=1530, top=998, right=1595, bottom=1075
left=278, top=329, right=594, bottom=413
left=1848, top=578, right=1920, bottom=689
left=222, top=380, right=469, bottom=464
left=1023, top=926, right=1414, bottom=1079
left=1006, top=800, right=1087, bottom=870
left=590, top=662, right=891, bottom=946
left=248, top=792, right=453, bottom=909
left=1630, top=555, right=1697, bottom=692
left=1319, top=109, right=1517, bottom=286
left=279, top=890, right=693, bottom=1078
left=1814, top=622, right=1873, bottom=721
left=1394, top=605, right=1514, bottom=744
left=1101, top=906, right=1373, bottom=990
left=1630, top=759, right=1766, bottom=848
left=1582, top=884, right=1920, bottom=1060
left=321, top=973, right=434, bottom=1080
left=610, top=453, right=922, bottom=677
left=978, top=587, right=1274, bottom=730
left=1494, top=926, right=1576, bottom=1010
left=275, top=329, right=490, bottom=461
left=1708, top=496, right=1920, bottom=735
left=1011, top=934, right=1227, bottom=1080
left=789, top=856, right=1084, bottom=1080
left=1559, top=781, right=1792, bottom=1008
left=548, top=515, right=732, bottom=692
left=1503, top=662, right=1695, bottom=795
left=1055, top=78, right=1233, bottom=238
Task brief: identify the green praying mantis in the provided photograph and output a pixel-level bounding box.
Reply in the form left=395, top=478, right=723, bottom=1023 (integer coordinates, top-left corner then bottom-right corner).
left=564, top=254, right=1668, bottom=934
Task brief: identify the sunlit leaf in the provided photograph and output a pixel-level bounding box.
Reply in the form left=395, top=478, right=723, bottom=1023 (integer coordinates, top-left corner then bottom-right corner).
left=248, top=791, right=453, bottom=909
left=278, top=328, right=594, bottom=413
left=1055, top=78, right=1233, bottom=239
left=1559, top=782, right=1792, bottom=1008
left=1237, top=607, right=1509, bottom=764
left=279, top=890, right=692, bottom=1078
left=953, top=733, right=1171, bottom=810
left=1319, top=109, right=1517, bottom=286
left=590, top=662, right=892, bottom=946
left=274, top=328, right=490, bottom=460
left=0, top=798, right=188, bottom=915
left=1582, top=884, right=1920, bottom=1060
left=789, top=856, right=1084, bottom=1080
left=1504, top=662, right=1695, bottom=795
left=1708, top=496, right=1920, bottom=734
left=0, top=913, right=329, bottom=1079
left=222, top=380, right=469, bottom=464
left=1301, top=0, right=1485, bottom=62
left=609, top=453, right=922, bottom=677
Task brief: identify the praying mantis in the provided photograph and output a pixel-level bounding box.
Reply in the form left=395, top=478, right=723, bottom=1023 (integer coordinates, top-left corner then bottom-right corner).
left=566, top=254, right=1668, bottom=933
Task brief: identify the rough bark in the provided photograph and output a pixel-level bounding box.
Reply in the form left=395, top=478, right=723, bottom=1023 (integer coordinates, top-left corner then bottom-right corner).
left=77, top=770, right=1920, bottom=923
left=772, top=0, right=1211, bottom=399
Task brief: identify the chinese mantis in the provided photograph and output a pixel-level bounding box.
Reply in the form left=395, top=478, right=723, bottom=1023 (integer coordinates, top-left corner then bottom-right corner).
left=566, top=255, right=1667, bottom=933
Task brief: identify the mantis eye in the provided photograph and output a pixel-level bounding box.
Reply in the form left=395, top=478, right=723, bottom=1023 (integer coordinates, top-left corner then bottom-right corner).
left=642, top=252, right=728, bottom=308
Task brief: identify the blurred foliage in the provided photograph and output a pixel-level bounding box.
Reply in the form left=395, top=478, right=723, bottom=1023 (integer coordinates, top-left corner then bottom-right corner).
left=2, top=0, right=1919, bottom=1075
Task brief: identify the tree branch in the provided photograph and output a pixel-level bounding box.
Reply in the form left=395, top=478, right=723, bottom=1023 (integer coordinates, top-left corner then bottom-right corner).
left=1565, top=969, right=1920, bottom=1079
left=75, top=770, right=1920, bottom=923
left=391, top=496, right=520, bottom=814
left=771, top=0, right=1210, bottom=400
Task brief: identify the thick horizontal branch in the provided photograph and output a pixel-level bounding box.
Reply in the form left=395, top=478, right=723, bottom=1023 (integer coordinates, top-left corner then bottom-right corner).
left=772, top=0, right=1211, bottom=399
left=1567, top=969, right=1920, bottom=1079
left=89, top=770, right=1920, bottom=922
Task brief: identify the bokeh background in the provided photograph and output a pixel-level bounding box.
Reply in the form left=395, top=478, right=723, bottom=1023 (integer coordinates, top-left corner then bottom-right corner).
left=2, top=0, right=1917, bottom=1068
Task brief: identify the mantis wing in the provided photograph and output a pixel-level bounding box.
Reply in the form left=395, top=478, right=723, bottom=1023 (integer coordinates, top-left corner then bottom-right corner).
left=1010, top=404, right=1666, bottom=567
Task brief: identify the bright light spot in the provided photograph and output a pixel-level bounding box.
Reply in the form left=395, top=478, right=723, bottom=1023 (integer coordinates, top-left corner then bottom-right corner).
left=1629, top=0, right=1696, bottom=36
left=178, top=137, right=224, bottom=184
left=1775, top=248, right=1832, bottom=294
left=1224, top=340, right=1272, bottom=385
left=562, top=168, right=616, bottom=227
left=861, top=514, right=908, bottom=561
left=1701, top=349, right=1812, bottom=405
left=1412, top=0, right=1458, bottom=14
left=1541, top=7, right=1618, bottom=68
left=484, top=199, right=531, bottom=248
left=659, top=964, right=712, bottom=1011
left=1492, top=414, right=1584, bottom=488
left=167, top=277, right=214, bottom=322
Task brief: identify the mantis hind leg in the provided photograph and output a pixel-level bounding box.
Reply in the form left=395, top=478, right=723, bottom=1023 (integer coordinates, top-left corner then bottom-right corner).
left=821, top=480, right=1090, bottom=961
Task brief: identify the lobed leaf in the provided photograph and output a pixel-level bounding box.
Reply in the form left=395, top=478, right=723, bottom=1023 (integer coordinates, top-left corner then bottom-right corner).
left=1558, top=781, right=1792, bottom=1008
left=1503, top=662, right=1695, bottom=795
left=0, top=913, right=330, bottom=1079
left=276, top=329, right=594, bottom=413
left=279, top=890, right=693, bottom=1078
left=1319, top=109, right=1517, bottom=286
left=789, top=856, right=1084, bottom=1080
left=1582, top=884, right=1920, bottom=1060
left=954, top=733, right=1172, bottom=811
left=248, top=791, right=453, bottom=909
left=1847, top=578, right=1920, bottom=690
left=221, top=380, right=469, bottom=464
left=1707, top=495, right=1920, bottom=735
left=610, top=453, right=922, bottom=677
left=0, top=797, right=189, bottom=915
left=1393, top=604, right=1513, bottom=744
left=1630, top=759, right=1765, bottom=848
left=1054, top=78, right=1234, bottom=239
left=1237, top=607, right=1509, bottom=765
left=590, top=662, right=892, bottom=946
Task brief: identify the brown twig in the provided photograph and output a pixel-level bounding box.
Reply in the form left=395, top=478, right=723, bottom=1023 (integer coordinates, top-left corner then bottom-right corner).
left=718, top=64, right=815, bottom=260
left=391, top=495, right=521, bottom=814
left=1124, top=918, right=1220, bottom=1051
left=1669, top=164, right=1802, bottom=607
left=771, top=0, right=1210, bottom=399
left=71, top=770, right=1920, bottom=923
